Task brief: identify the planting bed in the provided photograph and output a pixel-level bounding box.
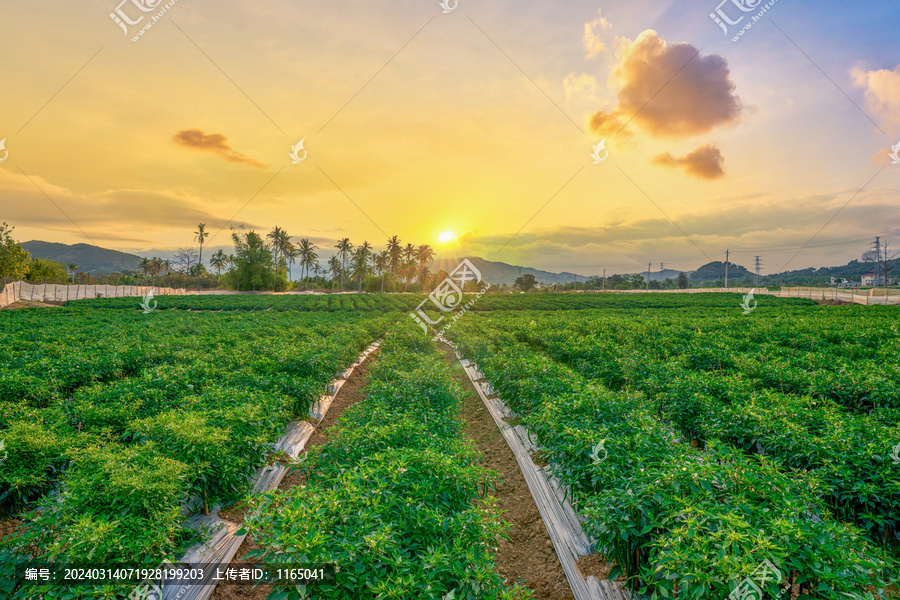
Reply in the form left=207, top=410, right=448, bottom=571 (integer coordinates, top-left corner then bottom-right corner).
left=0, top=303, right=391, bottom=598
left=446, top=299, right=900, bottom=599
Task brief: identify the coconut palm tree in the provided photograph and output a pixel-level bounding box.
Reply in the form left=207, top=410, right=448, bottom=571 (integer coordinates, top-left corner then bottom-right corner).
left=209, top=249, right=229, bottom=283
left=284, top=242, right=299, bottom=282
left=298, top=239, right=318, bottom=288
left=65, top=263, right=78, bottom=285
left=267, top=226, right=293, bottom=271
left=334, top=238, right=353, bottom=290
left=137, top=259, right=149, bottom=284
left=401, top=243, right=417, bottom=291
left=386, top=235, right=402, bottom=276
left=353, top=241, right=372, bottom=292
left=327, top=255, right=342, bottom=289
left=373, top=250, right=389, bottom=293
left=416, top=244, right=435, bottom=291
left=194, top=223, right=209, bottom=292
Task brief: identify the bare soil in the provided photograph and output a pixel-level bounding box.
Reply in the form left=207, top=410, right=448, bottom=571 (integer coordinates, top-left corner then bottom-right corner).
left=211, top=351, right=376, bottom=600
left=0, top=518, right=22, bottom=541
left=444, top=345, right=577, bottom=600
left=0, top=300, right=63, bottom=310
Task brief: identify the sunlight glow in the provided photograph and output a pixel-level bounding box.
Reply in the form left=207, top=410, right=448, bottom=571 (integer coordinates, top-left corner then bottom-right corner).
left=439, top=231, right=455, bottom=243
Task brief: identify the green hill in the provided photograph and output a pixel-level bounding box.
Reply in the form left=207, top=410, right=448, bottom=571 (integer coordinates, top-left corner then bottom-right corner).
left=432, top=256, right=589, bottom=286
left=21, top=241, right=143, bottom=275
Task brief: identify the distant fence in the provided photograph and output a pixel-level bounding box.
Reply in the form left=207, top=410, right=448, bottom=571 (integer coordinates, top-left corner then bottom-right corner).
left=0, top=281, right=187, bottom=309
left=605, top=286, right=900, bottom=305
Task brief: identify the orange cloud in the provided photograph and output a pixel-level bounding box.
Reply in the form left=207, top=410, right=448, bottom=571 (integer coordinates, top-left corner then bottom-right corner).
left=652, top=144, right=725, bottom=179
left=852, top=64, right=900, bottom=136
left=172, top=129, right=266, bottom=168
left=590, top=31, right=742, bottom=139
left=583, top=9, right=612, bottom=58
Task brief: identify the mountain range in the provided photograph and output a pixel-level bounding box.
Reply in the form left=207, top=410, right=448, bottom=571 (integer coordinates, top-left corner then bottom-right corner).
left=21, top=241, right=143, bottom=275
left=19, top=241, right=896, bottom=285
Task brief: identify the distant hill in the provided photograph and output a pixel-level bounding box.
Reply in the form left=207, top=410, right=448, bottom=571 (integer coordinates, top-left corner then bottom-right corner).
left=769, top=258, right=900, bottom=283
left=690, top=261, right=754, bottom=282
left=432, top=256, right=589, bottom=286
left=22, top=241, right=143, bottom=274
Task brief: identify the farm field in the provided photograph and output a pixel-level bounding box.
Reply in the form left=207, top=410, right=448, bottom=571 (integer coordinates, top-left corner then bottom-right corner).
left=0, top=292, right=897, bottom=599
left=0, top=300, right=393, bottom=598
left=446, top=297, right=900, bottom=599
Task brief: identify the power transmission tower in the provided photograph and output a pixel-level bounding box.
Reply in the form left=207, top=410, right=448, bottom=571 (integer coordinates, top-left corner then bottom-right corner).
left=754, top=256, right=762, bottom=287
left=602, top=268, right=606, bottom=290
left=724, top=249, right=730, bottom=289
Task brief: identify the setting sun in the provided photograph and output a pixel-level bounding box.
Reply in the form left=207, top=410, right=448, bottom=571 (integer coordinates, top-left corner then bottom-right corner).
left=438, top=231, right=455, bottom=243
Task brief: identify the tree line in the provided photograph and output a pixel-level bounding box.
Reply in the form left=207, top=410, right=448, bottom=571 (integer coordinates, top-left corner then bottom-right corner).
left=136, top=224, right=445, bottom=293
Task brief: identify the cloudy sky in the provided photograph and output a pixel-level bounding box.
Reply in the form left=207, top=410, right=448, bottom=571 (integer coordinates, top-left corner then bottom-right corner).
left=1, top=0, right=899, bottom=275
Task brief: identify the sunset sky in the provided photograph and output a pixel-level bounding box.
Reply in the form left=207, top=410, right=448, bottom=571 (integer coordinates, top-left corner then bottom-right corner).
left=2, top=0, right=899, bottom=275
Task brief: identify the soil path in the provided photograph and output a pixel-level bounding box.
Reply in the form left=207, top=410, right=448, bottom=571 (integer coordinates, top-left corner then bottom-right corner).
left=211, top=349, right=377, bottom=600
left=442, top=345, right=576, bottom=600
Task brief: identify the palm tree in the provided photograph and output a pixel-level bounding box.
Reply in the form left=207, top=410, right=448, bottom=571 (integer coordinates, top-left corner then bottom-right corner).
left=209, top=249, right=229, bottom=282
left=284, top=242, right=299, bottom=282
left=138, top=259, right=149, bottom=284
left=65, top=263, right=78, bottom=285
left=194, top=223, right=209, bottom=292
left=386, top=235, right=402, bottom=276
left=327, top=255, right=342, bottom=289
left=373, top=250, right=389, bottom=293
left=150, top=257, right=164, bottom=285
left=402, top=243, right=417, bottom=291
left=334, top=238, right=353, bottom=290
left=353, top=241, right=373, bottom=292
left=416, top=244, right=435, bottom=291
left=267, top=226, right=293, bottom=272
left=298, top=239, right=318, bottom=289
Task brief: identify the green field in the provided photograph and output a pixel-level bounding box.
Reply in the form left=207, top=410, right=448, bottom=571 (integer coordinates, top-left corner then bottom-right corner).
left=0, top=292, right=897, bottom=599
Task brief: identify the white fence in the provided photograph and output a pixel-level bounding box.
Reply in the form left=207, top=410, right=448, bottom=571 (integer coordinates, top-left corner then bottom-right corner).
left=605, top=286, right=900, bottom=305
left=0, top=281, right=187, bottom=309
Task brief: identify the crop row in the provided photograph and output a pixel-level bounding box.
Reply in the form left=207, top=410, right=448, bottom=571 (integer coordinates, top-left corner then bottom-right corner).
left=447, top=318, right=897, bottom=599
left=0, top=307, right=391, bottom=598
left=492, top=309, right=900, bottom=549
left=242, top=323, right=531, bottom=600
left=64, top=289, right=818, bottom=314
left=67, top=293, right=427, bottom=312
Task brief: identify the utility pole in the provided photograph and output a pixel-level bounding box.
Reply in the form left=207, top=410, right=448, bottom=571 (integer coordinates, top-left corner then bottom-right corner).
left=602, top=268, right=606, bottom=290
left=754, top=256, right=762, bottom=287
left=724, top=249, right=730, bottom=289
left=646, top=262, right=652, bottom=291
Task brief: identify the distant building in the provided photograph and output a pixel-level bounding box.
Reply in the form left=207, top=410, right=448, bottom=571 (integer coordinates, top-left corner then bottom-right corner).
left=837, top=281, right=859, bottom=289
left=861, top=273, right=877, bottom=286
